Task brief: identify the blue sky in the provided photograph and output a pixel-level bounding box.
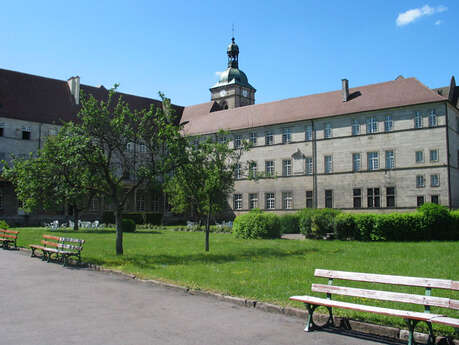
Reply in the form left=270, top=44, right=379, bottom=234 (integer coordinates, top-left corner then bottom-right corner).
left=2, top=1, right=458, bottom=106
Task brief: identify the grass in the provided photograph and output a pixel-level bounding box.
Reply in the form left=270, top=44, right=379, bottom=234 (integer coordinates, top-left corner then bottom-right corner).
left=13, top=227, right=459, bottom=335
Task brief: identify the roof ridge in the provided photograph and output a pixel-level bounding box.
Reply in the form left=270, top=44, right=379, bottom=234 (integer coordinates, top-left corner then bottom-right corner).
left=0, top=68, right=69, bottom=84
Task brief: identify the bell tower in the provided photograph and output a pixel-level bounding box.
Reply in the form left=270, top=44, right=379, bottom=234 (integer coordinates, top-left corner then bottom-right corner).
left=210, top=37, right=256, bottom=110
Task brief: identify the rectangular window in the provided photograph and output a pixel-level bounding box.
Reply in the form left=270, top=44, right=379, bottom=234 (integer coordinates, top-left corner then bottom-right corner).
left=305, top=125, right=313, bottom=141
left=90, top=198, right=98, bottom=211
left=352, top=119, right=360, bottom=136
left=386, top=187, right=396, bottom=208
left=305, top=157, right=313, bottom=175
left=367, top=188, right=380, bottom=208
left=430, top=174, right=440, bottom=187
left=353, top=188, right=361, bottom=209
left=282, top=128, right=291, bottom=144
left=249, top=193, right=258, bottom=209
left=0, top=127, right=3, bottom=137
left=249, top=161, right=257, bottom=178
left=233, top=194, right=242, bottom=210
left=384, top=115, right=393, bottom=132
left=22, top=129, right=31, bottom=140
left=415, top=112, right=423, bottom=129
left=324, top=156, right=332, bottom=174
left=306, top=191, right=313, bottom=208
left=265, top=160, right=275, bottom=177
left=385, top=150, right=395, bottom=169
left=415, top=151, right=424, bottom=163
left=429, top=149, right=439, bottom=162
left=282, top=192, right=293, bottom=209
left=366, top=117, right=378, bottom=134
left=136, top=194, right=145, bottom=211
left=265, top=193, right=275, bottom=210
left=234, top=135, right=242, bottom=149
left=151, top=192, right=161, bottom=213
left=417, top=196, right=425, bottom=207
left=126, top=142, right=135, bottom=152
left=431, top=195, right=439, bottom=204
left=324, top=123, right=332, bottom=138
left=325, top=190, right=333, bottom=208
left=352, top=153, right=361, bottom=172
left=249, top=132, right=257, bottom=145
left=234, top=163, right=241, bottom=179
left=367, top=152, right=379, bottom=171
left=139, top=144, right=147, bottom=153
left=428, top=110, right=437, bottom=127
left=265, top=131, right=273, bottom=145
left=416, top=175, right=425, bottom=188
left=282, top=159, right=292, bottom=176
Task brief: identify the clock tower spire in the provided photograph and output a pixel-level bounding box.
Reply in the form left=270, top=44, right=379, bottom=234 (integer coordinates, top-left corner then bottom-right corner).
left=210, top=37, right=256, bottom=110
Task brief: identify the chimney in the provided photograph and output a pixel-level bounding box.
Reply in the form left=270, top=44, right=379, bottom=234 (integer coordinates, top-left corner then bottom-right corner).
left=342, top=79, right=349, bottom=102
left=67, top=76, right=80, bottom=105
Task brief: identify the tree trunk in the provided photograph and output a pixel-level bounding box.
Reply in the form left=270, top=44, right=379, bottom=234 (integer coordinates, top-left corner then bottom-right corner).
left=205, top=210, right=211, bottom=252
left=73, top=207, right=79, bottom=231
left=115, top=208, right=123, bottom=255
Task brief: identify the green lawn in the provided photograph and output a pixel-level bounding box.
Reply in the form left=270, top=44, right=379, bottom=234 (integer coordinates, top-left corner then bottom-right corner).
left=13, top=227, right=459, bottom=335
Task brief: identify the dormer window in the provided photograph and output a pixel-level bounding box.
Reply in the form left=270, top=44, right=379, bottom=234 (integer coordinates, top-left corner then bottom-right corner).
left=0, top=123, right=5, bottom=137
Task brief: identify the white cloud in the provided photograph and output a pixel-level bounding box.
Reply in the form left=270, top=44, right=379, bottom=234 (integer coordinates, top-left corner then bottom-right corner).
left=396, top=5, right=448, bottom=26
left=435, top=20, right=443, bottom=25
left=215, top=71, right=224, bottom=78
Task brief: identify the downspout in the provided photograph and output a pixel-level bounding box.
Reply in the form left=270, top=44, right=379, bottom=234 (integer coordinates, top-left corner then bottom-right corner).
left=444, top=102, right=452, bottom=209
left=312, top=120, right=318, bottom=208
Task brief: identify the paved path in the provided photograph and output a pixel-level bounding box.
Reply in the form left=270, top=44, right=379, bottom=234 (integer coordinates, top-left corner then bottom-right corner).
left=0, top=250, right=390, bottom=345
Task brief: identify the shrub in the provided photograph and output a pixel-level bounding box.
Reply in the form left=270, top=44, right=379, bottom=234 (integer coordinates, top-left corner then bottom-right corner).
left=417, top=203, right=451, bottom=240
left=122, top=213, right=144, bottom=225
left=102, top=211, right=115, bottom=224
left=121, top=218, right=136, bottom=233
left=279, top=213, right=300, bottom=234
left=0, top=220, right=9, bottom=229
left=310, top=209, right=341, bottom=238
left=233, top=210, right=281, bottom=239
left=145, top=213, right=162, bottom=225
left=335, top=213, right=357, bottom=240
left=354, top=214, right=376, bottom=241
left=297, top=208, right=315, bottom=237
left=450, top=210, right=459, bottom=241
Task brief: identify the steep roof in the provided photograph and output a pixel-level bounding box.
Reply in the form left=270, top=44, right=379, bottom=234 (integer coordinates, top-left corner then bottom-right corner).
left=182, top=77, right=447, bottom=135
left=0, top=68, right=183, bottom=125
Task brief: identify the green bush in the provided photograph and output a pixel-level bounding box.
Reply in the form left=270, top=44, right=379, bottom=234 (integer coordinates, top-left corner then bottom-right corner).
left=233, top=210, right=281, bottom=239
left=418, top=203, right=451, bottom=240
left=123, top=213, right=144, bottom=225
left=354, top=214, right=377, bottom=241
left=145, top=213, right=162, bottom=225
left=121, top=218, right=136, bottom=233
left=450, top=210, right=459, bottom=240
left=0, top=220, right=9, bottom=229
left=297, top=208, right=315, bottom=237
left=102, top=211, right=115, bottom=224
left=335, top=213, right=357, bottom=240
left=309, top=209, right=341, bottom=239
left=279, top=213, right=300, bottom=234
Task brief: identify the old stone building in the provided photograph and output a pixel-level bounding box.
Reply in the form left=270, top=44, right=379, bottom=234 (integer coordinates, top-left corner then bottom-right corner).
left=0, top=37, right=458, bottom=225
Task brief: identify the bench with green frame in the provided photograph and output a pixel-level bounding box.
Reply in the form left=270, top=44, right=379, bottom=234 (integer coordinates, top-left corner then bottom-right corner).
left=30, top=234, right=85, bottom=266
left=0, top=229, right=20, bottom=249
left=290, top=269, right=459, bottom=345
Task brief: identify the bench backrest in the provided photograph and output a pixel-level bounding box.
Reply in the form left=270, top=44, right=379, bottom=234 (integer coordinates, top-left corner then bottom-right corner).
left=0, top=229, right=19, bottom=239
left=41, top=234, right=84, bottom=252
left=313, top=269, right=459, bottom=311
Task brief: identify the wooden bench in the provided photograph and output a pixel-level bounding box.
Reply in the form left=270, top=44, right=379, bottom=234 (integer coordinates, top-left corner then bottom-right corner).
left=30, top=235, right=85, bottom=266
left=290, top=269, right=459, bottom=345
left=0, top=229, right=19, bottom=249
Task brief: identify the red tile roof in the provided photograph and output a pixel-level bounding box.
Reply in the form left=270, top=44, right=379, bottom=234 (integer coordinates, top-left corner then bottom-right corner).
left=181, top=78, right=447, bottom=135
left=0, top=68, right=183, bottom=125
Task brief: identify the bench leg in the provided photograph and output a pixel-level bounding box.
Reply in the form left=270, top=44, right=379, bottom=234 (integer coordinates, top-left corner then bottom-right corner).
left=405, top=319, right=419, bottom=345
left=304, top=304, right=334, bottom=332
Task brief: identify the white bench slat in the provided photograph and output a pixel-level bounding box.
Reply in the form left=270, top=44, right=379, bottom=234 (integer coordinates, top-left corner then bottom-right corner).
left=314, top=269, right=457, bottom=290
left=429, top=316, right=459, bottom=328
left=449, top=299, right=459, bottom=310
left=311, top=284, right=451, bottom=308
left=289, top=296, right=443, bottom=321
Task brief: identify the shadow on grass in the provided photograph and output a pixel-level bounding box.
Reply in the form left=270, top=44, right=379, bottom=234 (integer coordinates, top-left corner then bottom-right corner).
left=86, top=246, right=319, bottom=268
left=50, top=230, right=162, bottom=235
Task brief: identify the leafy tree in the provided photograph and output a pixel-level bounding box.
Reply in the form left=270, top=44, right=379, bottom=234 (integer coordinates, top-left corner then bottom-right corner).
left=72, top=87, right=185, bottom=255
left=2, top=125, right=101, bottom=230
left=165, top=131, right=248, bottom=251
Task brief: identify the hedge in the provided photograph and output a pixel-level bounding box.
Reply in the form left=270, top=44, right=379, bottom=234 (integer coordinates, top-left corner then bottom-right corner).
left=121, top=218, right=136, bottom=233
left=231, top=203, right=458, bottom=242
left=102, top=212, right=162, bottom=225
left=232, top=210, right=281, bottom=239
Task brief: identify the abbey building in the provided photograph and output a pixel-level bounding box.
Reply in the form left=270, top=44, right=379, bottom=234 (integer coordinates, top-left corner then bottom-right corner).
left=0, top=38, right=458, bottom=224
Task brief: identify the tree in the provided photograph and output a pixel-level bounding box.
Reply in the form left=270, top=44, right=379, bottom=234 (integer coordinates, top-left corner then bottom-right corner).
left=2, top=124, right=101, bottom=230
left=72, top=87, right=184, bottom=255
left=165, top=131, right=248, bottom=251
